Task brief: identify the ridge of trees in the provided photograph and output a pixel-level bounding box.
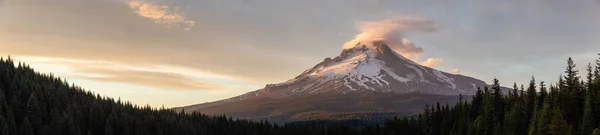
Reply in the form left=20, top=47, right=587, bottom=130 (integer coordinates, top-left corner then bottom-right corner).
left=0, top=57, right=376, bottom=135
left=384, top=54, right=600, bottom=135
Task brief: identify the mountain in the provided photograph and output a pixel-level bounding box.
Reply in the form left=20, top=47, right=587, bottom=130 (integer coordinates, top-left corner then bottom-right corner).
left=179, top=40, right=492, bottom=123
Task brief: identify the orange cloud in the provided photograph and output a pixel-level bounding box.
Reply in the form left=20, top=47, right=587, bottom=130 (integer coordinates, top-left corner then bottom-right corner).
left=342, top=16, right=437, bottom=57
left=451, top=68, right=461, bottom=74
left=128, top=0, right=195, bottom=30
left=420, top=58, right=444, bottom=68
left=343, top=16, right=447, bottom=68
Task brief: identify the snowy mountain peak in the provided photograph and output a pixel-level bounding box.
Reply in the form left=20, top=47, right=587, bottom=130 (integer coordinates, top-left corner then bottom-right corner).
left=225, top=40, right=489, bottom=101
left=181, top=40, right=496, bottom=123
left=181, top=39, right=503, bottom=124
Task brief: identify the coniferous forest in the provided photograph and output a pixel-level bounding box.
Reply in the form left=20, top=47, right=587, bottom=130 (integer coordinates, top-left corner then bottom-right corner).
left=384, top=54, right=600, bottom=135
left=1, top=54, right=600, bottom=135
left=0, top=57, right=371, bottom=135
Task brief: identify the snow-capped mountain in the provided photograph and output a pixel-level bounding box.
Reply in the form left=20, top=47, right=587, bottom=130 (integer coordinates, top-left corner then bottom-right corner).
left=178, top=40, right=491, bottom=123
left=228, top=41, right=483, bottom=100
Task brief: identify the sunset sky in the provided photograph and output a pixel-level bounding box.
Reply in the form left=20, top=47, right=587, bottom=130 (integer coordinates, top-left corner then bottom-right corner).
left=1, top=0, right=600, bottom=107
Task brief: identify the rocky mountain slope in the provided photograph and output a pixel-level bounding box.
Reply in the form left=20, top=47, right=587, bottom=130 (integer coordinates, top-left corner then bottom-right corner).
left=178, top=40, right=493, bottom=123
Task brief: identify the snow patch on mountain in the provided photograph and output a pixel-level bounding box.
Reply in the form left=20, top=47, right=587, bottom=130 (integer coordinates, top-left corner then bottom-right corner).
left=274, top=43, right=411, bottom=92
left=432, top=69, right=456, bottom=89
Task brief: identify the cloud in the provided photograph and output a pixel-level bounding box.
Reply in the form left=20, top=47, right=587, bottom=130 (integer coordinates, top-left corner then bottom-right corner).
left=128, top=0, right=195, bottom=30
left=342, top=16, right=437, bottom=55
left=15, top=56, right=240, bottom=91
left=342, top=16, right=445, bottom=67
left=451, top=68, right=461, bottom=74
left=74, top=68, right=225, bottom=90
left=420, top=58, right=443, bottom=68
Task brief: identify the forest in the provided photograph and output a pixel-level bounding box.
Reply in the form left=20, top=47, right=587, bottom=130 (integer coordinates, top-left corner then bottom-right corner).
left=0, top=57, right=371, bottom=135
left=0, top=54, right=599, bottom=135
left=385, top=55, right=600, bottom=135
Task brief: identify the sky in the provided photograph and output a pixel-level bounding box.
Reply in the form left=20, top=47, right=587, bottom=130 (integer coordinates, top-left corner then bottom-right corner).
left=1, top=0, right=600, bottom=107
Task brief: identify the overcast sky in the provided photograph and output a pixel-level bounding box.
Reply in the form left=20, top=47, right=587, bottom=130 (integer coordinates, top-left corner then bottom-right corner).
left=1, top=0, right=600, bottom=107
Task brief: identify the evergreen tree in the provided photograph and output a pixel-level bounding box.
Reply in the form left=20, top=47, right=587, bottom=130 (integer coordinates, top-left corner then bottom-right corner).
left=491, top=78, right=505, bottom=126
left=549, top=107, right=568, bottom=135
left=5, top=107, right=16, bottom=135
left=595, top=53, right=600, bottom=81
left=525, top=76, right=537, bottom=125
left=529, top=90, right=553, bottom=135
left=538, top=81, right=547, bottom=110
left=468, top=116, right=484, bottom=135
left=104, top=121, right=113, bottom=135
left=560, top=57, right=584, bottom=135
left=0, top=115, right=7, bottom=135
left=503, top=98, right=525, bottom=135
left=582, top=63, right=598, bottom=135
left=482, top=92, right=495, bottom=135
left=19, top=117, right=34, bottom=135
left=26, top=92, right=43, bottom=134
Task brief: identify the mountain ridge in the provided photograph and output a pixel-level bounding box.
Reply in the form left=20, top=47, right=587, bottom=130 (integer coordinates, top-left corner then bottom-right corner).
left=179, top=40, right=498, bottom=123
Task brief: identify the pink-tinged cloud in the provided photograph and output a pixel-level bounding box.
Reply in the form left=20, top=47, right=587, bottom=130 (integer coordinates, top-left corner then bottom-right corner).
left=420, top=58, right=444, bottom=68
left=451, top=68, right=461, bottom=74
left=343, top=16, right=447, bottom=68
left=128, top=0, right=195, bottom=30
left=13, top=56, right=241, bottom=91
left=342, top=16, right=437, bottom=57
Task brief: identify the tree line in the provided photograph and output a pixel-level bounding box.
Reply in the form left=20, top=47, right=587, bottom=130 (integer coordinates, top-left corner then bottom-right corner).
left=384, top=54, right=600, bottom=135
left=0, top=57, right=383, bottom=135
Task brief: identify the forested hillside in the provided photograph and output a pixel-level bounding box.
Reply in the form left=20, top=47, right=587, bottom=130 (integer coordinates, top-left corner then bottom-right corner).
left=2, top=54, right=600, bottom=135
left=0, top=57, right=379, bottom=135
left=384, top=55, right=600, bottom=135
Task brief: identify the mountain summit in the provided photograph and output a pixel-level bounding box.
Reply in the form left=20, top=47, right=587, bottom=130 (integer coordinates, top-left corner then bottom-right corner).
left=235, top=41, right=484, bottom=99
left=179, top=41, right=490, bottom=123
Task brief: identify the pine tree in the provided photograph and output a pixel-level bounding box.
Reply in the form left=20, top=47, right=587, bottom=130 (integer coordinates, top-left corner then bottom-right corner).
left=560, top=57, right=584, bottom=135
left=525, top=76, right=537, bottom=125
left=529, top=91, right=553, bottom=135
left=19, top=117, right=34, bottom=135
left=482, top=93, right=495, bottom=135
left=538, top=81, right=547, bottom=110
left=5, top=107, right=16, bottom=135
left=582, top=63, right=598, bottom=135
left=549, top=107, right=568, bottom=135
left=0, top=115, right=7, bottom=135
left=512, top=82, right=519, bottom=97
left=504, top=98, right=525, bottom=135
left=595, top=53, right=600, bottom=81
left=468, top=116, right=484, bottom=135
left=104, top=121, right=113, bottom=135
left=26, top=92, right=43, bottom=134
left=491, top=79, right=505, bottom=126
left=471, top=87, right=484, bottom=119
left=88, top=101, right=105, bottom=135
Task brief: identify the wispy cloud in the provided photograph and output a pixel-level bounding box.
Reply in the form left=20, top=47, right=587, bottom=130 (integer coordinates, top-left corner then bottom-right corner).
left=15, top=56, right=242, bottom=91
left=128, top=0, right=195, bottom=30
left=74, top=68, right=225, bottom=90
